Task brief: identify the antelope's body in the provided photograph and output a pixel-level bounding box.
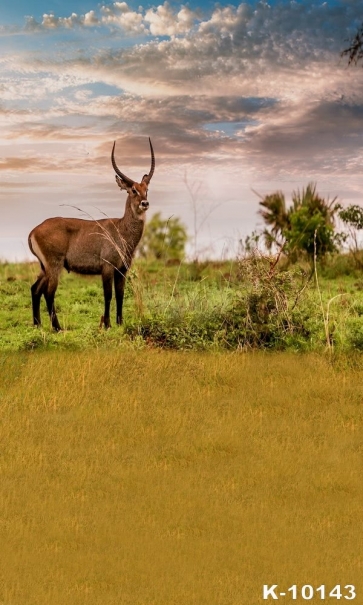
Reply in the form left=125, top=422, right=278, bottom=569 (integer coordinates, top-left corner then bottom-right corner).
left=29, top=138, right=155, bottom=331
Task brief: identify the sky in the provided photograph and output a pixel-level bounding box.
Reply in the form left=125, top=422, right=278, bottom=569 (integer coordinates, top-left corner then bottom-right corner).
left=1, top=0, right=363, bottom=260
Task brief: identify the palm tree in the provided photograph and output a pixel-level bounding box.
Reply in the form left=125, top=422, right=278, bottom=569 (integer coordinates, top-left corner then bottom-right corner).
left=286, top=182, right=339, bottom=260
left=257, top=183, right=343, bottom=261
left=258, top=190, right=290, bottom=250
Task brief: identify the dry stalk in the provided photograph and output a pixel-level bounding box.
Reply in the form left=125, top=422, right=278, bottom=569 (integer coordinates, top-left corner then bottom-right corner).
left=313, top=230, right=330, bottom=349
left=163, top=261, right=182, bottom=315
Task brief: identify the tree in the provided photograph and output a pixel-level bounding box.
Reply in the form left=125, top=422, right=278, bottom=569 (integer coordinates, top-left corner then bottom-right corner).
left=339, top=204, right=363, bottom=229
left=258, top=190, right=290, bottom=250
left=339, top=204, right=363, bottom=267
left=258, top=182, right=344, bottom=262
left=138, top=212, right=188, bottom=262
left=341, top=26, right=363, bottom=65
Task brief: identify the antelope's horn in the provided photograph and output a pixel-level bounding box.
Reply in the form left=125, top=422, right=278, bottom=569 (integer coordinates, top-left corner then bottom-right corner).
left=142, top=138, right=155, bottom=185
left=111, top=141, right=134, bottom=188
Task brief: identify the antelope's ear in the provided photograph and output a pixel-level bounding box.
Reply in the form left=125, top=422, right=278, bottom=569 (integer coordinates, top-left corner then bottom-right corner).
left=115, top=175, right=129, bottom=191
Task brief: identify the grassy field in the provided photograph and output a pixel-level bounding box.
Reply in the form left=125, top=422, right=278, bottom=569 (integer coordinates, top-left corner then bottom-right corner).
left=1, top=260, right=363, bottom=603
left=2, top=256, right=363, bottom=352
left=0, top=350, right=362, bottom=604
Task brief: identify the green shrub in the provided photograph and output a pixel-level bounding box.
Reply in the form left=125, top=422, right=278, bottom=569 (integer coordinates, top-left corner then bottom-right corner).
left=346, top=318, right=363, bottom=350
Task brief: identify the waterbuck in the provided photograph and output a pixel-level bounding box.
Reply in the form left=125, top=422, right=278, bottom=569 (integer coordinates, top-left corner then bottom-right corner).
left=28, top=138, right=155, bottom=331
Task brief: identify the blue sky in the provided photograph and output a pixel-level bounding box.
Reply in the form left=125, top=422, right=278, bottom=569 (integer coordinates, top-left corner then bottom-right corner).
left=0, top=0, right=223, bottom=23
left=1, top=1, right=98, bottom=23
left=1, top=0, right=363, bottom=260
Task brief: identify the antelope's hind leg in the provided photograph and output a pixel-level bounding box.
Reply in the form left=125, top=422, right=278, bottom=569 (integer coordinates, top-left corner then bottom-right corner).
left=44, top=266, right=62, bottom=332
left=30, top=271, right=47, bottom=327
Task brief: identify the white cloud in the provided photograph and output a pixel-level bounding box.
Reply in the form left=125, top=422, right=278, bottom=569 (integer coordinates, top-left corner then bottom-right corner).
left=101, top=2, right=146, bottom=34
left=16, top=0, right=363, bottom=54
left=101, top=1, right=131, bottom=18
left=144, top=2, right=197, bottom=36
left=84, top=11, right=100, bottom=26
left=25, top=10, right=100, bottom=31
left=198, top=4, right=241, bottom=36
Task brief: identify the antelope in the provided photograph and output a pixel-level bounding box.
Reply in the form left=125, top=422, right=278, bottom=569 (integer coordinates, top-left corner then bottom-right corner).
left=28, top=138, right=155, bottom=331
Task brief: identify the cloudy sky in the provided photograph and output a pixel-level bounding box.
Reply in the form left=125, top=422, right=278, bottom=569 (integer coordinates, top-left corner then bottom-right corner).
left=0, top=0, right=363, bottom=260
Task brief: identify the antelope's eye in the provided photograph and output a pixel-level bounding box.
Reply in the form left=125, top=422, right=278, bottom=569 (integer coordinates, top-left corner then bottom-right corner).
left=132, top=187, right=137, bottom=195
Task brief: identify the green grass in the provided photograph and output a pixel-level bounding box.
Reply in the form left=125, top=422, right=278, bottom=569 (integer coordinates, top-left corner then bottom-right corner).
left=2, top=257, right=363, bottom=352
left=0, top=261, right=237, bottom=351
left=0, top=350, right=362, bottom=604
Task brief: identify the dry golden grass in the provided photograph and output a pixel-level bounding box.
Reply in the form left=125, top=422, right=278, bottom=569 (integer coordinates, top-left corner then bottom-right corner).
left=0, top=351, right=362, bottom=604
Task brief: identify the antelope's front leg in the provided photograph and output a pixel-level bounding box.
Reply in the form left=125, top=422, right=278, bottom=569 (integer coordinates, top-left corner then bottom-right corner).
left=101, top=267, right=113, bottom=329
left=114, top=268, right=127, bottom=325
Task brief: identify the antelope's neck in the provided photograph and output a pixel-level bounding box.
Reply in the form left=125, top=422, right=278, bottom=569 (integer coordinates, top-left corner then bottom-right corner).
left=121, top=209, right=146, bottom=246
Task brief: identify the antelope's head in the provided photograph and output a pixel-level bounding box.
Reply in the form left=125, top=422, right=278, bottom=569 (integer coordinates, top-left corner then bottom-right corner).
left=111, top=138, right=155, bottom=217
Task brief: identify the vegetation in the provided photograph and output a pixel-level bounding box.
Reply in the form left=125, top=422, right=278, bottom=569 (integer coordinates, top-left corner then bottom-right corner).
left=258, top=182, right=344, bottom=262
left=339, top=204, right=363, bottom=269
left=339, top=204, right=363, bottom=230
left=1, top=251, right=363, bottom=353
left=0, top=350, right=362, bottom=604
left=138, top=212, right=188, bottom=262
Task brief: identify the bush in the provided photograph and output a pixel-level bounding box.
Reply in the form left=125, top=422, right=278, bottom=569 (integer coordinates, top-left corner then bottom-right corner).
left=346, top=318, right=363, bottom=350
left=124, top=253, right=315, bottom=351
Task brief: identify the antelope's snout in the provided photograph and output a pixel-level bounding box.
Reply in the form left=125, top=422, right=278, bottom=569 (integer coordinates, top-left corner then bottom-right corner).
left=140, top=200, right=149, bottom=210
